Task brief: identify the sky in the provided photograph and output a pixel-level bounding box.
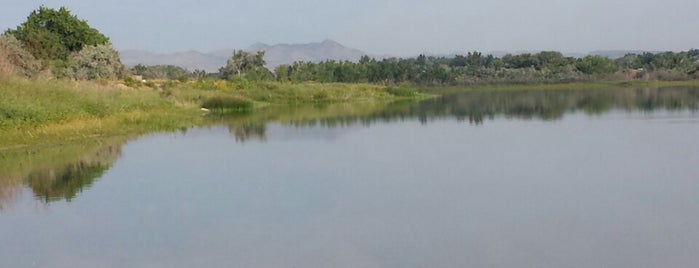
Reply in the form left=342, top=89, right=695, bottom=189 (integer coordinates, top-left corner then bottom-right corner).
left=2, top=0, right=699, bottom=56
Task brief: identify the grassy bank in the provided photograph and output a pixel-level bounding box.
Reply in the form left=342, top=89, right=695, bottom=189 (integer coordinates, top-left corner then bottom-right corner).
left=0, top=78, right=205, bottom=150
left=3, top=77, right=698, bottom=150
left=0, top=78, right=423, bottom=150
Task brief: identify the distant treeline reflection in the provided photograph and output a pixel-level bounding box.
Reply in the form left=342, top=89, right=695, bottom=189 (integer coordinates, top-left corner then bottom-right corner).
left=226, top=87, right=699, bottom=141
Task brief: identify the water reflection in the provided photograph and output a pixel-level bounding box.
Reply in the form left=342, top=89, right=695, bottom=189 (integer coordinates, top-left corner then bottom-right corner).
left=220, top=86, right=699, bottom=141
left=1, top=86, right=699, bottom=267
left=2, top=86, right=698, bottom=207
left=0, top=141, right=122, bottom=208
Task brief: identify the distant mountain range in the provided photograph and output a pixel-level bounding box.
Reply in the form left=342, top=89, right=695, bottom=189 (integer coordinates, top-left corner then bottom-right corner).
left=120, top=40, right=666, bottom=73
left=120, top=39, right=367, bottom=72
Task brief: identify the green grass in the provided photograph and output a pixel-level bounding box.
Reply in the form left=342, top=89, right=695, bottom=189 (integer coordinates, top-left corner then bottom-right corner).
left=386, top=86, right=419, bottom=97
left=5, top=76, right=695, bottom=150
left=172, top=80, right=426, bottom=104
left=0, top=77, right=206, bottom=149
left=201, top=95, right=253, bottom=113
left=0, top=78, right=425, bottom=150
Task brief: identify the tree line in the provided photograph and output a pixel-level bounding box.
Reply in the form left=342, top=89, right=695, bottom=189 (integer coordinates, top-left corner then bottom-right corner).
left=3, top=6, right=699, bottom=86
left=133, top=49, right=699, bottom=86
left=220, top=50, right=699, bottom=85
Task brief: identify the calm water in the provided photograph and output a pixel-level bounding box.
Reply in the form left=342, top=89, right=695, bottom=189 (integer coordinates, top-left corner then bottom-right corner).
left=2, top=87, right=699, bottom=267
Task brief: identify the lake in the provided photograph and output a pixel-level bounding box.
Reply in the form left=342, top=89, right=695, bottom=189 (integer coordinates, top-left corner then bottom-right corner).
left=2, top=86, right=699, bottom=267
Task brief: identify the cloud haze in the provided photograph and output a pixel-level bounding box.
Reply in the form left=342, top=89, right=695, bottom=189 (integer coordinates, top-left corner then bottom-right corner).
left=2, top=0, right=698, bottom=55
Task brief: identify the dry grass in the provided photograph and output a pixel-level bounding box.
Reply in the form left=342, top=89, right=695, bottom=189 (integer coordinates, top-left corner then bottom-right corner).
left=0, top=45, right=17, bottom=78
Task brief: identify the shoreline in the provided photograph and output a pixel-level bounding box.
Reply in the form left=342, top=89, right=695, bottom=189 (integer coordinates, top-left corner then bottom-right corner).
left=0, top=78, right=424, bottom=151
left=1, top=78, right=698, bottom=151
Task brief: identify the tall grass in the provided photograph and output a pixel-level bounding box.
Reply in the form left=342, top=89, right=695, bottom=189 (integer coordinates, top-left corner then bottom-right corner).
left=0, top=78, right=426, bottom=149
left=201, top=95, right=253, bottom=113
left=0, top=78, right=205, bottom=149
left=0, top=45, right=16, bottom=78
left=0, top=78, right=172, bottom=129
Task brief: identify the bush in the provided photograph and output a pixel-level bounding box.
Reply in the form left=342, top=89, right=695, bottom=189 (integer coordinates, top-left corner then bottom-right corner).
left=201, top=95, right=253, bottom=113
left=0, top=34, right=42, bottom=77
left=123, top=77, right=142, bottom=88
left=386, top=86, right=417, bottom=97
left=67, top=44, right=125, bottom=80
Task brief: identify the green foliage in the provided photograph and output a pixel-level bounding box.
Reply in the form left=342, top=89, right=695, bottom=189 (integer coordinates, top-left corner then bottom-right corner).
left=269, top=49, right=698, bottom=85
left=0, top=79, right=171, bottom=130
left=68, top=44, right=124, bottom=80
left=576, top=56, right=618, bottom=75
left=220, top=50, right=269, bottom=81
left=123, top=77, right=143, bottom=88
left=6, top=6, right=109, bottom=61
left=26, top=161, right=110, bottom=202
left=201, top=96, right=253, bottom=113
left=386, top=86, right=418, bottom=97
left=132, top=64, right=191, bottom=80
left=0, top=34, right=42, bottom=77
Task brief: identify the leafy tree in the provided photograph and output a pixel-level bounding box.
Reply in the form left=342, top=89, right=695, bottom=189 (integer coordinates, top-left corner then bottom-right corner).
left=132, top=64, right=189, bottom=80
left=274, top=64, right=292, bottom=82
left=6, top=6, right=109, bottom=61
left=576, top=55, right=617, bottom=75
left=191, top=69, right=207, bottom=80
left=219, top=50, right=268, bottom=80
left=502, top=53, right=538, bottom=69
left=536, top=51, right=569, bottom=71
left=615, top=54, right=642, bottom=70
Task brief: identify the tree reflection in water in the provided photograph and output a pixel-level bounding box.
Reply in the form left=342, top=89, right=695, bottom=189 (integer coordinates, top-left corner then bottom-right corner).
left=222, top=86, right=699, bottom=142
left=0, top=142, right=122, bottom=209
left=2, top=86, right=698, bottom=208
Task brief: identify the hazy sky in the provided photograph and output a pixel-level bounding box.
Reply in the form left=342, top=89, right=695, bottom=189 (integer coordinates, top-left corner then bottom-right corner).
left=2, top=0, right=698, bottom=56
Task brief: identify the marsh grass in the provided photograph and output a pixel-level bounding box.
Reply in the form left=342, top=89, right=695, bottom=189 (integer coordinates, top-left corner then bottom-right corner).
left=0, top=78, right=427, bottom=149
left=386, top=86, right=418, bottom=97
left=0, top=78, right=205, bottom=149
left=0, top=78, right=173, bottom=128
left=202, top=95, right=253, bottom=113
left=174, top=81, right=421, bottom=104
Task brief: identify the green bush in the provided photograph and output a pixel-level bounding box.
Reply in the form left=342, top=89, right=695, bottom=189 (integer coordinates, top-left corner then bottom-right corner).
left=123, top=77, right=142, bottom=88
left=201, top=95, right=253, bottom=113
left=386, top=86, right=417, bottom=97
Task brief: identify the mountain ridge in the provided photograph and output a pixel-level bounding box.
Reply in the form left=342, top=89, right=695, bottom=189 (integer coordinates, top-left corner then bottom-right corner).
left=120, top=41, right=669, bottom=73
left=120, top=39, right=367, bottom=72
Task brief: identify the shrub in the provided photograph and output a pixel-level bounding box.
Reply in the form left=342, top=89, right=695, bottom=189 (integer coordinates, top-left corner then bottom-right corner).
left=123, top=77, right=142, bottom=88
left=386, top=86, right=417, bottom=97
left=312, top=91, right=329, bottom=102
left=67, top=44, right=125, bottom=80
left=0, top=34, right=42, bottom=77
left=201, top=95, right=253, bottom=113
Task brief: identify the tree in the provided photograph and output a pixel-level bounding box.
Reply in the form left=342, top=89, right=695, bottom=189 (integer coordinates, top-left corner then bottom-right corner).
left=219, top=50, right=268, bottom=80
left=6, top=6, right=109, bottom=61
left=132, top=64, right=189, bottom=80
left=536, top=51, right=568, bottom=70
left=576, top=55, right=617, bottom=75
